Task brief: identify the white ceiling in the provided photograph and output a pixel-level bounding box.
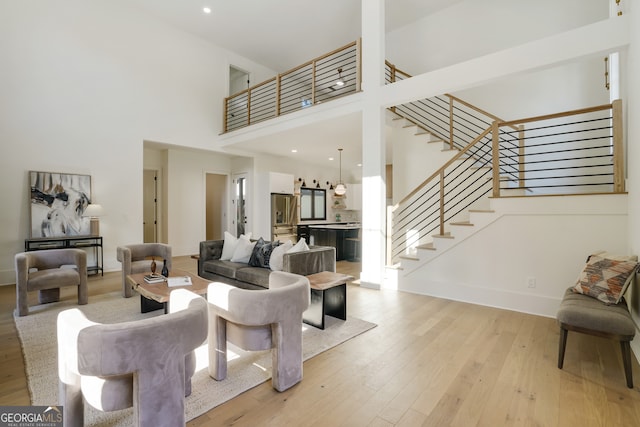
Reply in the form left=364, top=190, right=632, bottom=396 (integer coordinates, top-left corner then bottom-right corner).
left=127, top=0, right=460, bottom=169
left=128, top=0, right=457, bottom=71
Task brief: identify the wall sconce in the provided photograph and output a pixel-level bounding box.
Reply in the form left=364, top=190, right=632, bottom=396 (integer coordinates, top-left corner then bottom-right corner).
left=82, top=203, right=104, bottom=236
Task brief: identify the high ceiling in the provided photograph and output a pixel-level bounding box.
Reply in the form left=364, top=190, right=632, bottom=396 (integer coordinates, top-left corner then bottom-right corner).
left=127, top=0, right=461, bottom=169
left=128, top=0, right=457, bottom=71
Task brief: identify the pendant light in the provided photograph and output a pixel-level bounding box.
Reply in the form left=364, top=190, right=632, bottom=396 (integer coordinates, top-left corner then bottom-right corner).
left=335, top=68, right=345, bottom=87
left=334, top=148, right=347, bottom=196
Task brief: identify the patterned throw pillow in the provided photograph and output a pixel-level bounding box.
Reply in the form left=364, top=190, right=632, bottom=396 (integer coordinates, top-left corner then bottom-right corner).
left=250, top=241, right=280, bottom=268
left=573, top=253, right=638, bottom=305
left=248, top=238, right=266, bottom=267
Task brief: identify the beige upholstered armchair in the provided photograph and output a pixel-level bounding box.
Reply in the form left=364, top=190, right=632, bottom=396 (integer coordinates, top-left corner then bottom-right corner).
left=207, top=271, right=310, bottom=392
left=57, top=289, right=207, bottom=427
left=15, top=248, right=87, bottom=316
left=116, top=243, right=172, bottom=297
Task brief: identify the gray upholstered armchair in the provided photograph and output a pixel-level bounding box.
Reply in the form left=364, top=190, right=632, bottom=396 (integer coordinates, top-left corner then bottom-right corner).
left=57, top=289, right=207, bottom=427
left=15, top=248, right=87, bottom=316
left=116, top=243, right=172, bottom=297
left=207, top=271, right=310, bottom=392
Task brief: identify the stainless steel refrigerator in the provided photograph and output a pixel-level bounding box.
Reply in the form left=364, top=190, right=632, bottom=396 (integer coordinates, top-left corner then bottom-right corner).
left=271, top=193, right=297, bottom=243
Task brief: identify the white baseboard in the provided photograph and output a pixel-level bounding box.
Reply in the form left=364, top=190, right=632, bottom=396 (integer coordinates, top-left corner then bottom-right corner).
left=390, top=278, right=561, bottom=318
left=0, top=269, right=15, bottom=286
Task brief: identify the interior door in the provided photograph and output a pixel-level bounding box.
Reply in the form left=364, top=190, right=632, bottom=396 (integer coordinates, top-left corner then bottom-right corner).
left=205, top=173, right=226, bottom=240
left=143, top=169, right=157, bottom=243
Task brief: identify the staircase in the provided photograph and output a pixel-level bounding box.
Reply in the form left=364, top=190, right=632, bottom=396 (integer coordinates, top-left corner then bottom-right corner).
left=385, top=87, right=624, bottom=283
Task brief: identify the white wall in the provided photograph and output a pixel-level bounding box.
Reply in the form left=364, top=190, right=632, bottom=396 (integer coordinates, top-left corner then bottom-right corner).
left=165, top=148, right=236, bottom=256
left=0, top=0, right=276, bottom=282
left=454, top=57, right=610, bottom=120
left=386, top=0, right=608, bottom=75
left=395, top=195, right=629, bottom=318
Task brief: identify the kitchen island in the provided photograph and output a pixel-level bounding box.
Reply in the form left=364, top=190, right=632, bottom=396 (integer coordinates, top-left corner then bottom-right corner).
left=298, top=223, right=360, bottom=261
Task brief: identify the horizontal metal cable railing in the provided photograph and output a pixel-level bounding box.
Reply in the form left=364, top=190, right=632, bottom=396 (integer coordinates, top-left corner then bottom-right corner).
left=384, top=61, right=516, bottom=152
left=389, top=128, right=495, bottom=263
left=491, top=101, right=624, bottom=196
left=224, top=41, right=361, bottom=132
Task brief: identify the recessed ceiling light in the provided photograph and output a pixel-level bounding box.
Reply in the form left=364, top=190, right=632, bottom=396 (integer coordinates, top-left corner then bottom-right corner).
left=357, top=163, right=362, bottom=167
left=329, top=157, right=334, bottom=161
left=291, top=149, right=297, bottom=153
left=203, top=7, right=212, bottom=14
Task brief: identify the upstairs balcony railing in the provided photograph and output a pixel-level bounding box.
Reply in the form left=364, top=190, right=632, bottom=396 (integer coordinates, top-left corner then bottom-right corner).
left=224, top=41, right=361, bottom=133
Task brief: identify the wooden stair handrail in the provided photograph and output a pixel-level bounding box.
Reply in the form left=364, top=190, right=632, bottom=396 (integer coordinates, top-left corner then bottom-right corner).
left=445, top=94, right=519, bottom=132
left=498, top=102, right=613, bottom=127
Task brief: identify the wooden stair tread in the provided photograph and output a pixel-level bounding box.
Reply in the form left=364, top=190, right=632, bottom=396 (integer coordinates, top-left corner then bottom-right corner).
left=417, top=243, right=436, bottom=250
left=450, top=221, right=473, bottom=226
left=399, top=254, right=419, bottom=261
left=469, top=209, right=495, bottom=213
left=432, top=232, right=453, bottom=239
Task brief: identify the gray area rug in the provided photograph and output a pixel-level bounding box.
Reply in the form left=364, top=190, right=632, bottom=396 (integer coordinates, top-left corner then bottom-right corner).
left=14, top=291, right=376, bottom=426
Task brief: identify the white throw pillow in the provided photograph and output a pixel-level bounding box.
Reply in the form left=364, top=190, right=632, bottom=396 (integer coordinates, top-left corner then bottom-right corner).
left=269, top=240, right=293, bottom=271
left=230, top=239, right=256, bottom=263
left=220, top=232, right=251, bottom=261
left=287, top=237, right=310, bottom=254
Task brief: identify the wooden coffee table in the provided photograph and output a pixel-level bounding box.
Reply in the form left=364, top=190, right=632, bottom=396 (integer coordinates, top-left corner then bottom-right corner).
left=126, top=268, right=210, bottom=313
left=303, top=271, right=354, bottom=329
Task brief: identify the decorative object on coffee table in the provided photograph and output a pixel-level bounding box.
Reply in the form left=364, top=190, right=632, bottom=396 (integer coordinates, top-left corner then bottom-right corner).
left=116, top=243, right=172, bottom=298
left=127, top=268, right=209, bottom=313
left=150, top=257, right=157, bottom=274
left=161, top=258, right=169, bottom=277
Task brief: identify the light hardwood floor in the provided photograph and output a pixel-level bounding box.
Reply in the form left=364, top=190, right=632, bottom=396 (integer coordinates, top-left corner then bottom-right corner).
left=2, top=256, right=639, bottom=426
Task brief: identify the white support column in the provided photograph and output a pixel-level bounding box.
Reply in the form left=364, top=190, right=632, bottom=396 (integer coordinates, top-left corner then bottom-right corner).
left=359, top=0, right=386, bottom=289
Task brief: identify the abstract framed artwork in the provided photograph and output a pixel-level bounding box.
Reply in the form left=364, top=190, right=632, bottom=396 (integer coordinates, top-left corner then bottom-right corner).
left=29, top=171, right=92, bottom=238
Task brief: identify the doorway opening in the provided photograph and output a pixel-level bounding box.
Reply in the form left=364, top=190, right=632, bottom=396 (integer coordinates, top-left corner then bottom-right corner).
left=229, top=65, right=250, bottom=96
left=233, top=173, right=248, bottom=236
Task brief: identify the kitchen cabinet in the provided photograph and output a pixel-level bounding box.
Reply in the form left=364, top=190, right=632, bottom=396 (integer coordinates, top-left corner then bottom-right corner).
left=345, top=183, right=362, bottom=210
left=269, top=172, right=294, bottom=194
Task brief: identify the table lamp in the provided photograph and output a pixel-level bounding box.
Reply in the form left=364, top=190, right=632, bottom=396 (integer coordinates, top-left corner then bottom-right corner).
left=83, top=204, right=104, bottom=236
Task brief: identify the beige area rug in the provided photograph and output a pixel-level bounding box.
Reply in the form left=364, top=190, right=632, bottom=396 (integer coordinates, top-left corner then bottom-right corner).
left=14, top=291, right=376, bottom=426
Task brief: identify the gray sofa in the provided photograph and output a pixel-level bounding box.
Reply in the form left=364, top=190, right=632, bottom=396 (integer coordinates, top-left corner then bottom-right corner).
left=198, top=239, right=335, bottom=290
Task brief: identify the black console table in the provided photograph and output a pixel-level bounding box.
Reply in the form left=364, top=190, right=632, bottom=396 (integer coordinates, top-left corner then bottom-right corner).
left=25, top=236, right=104, bottom=276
